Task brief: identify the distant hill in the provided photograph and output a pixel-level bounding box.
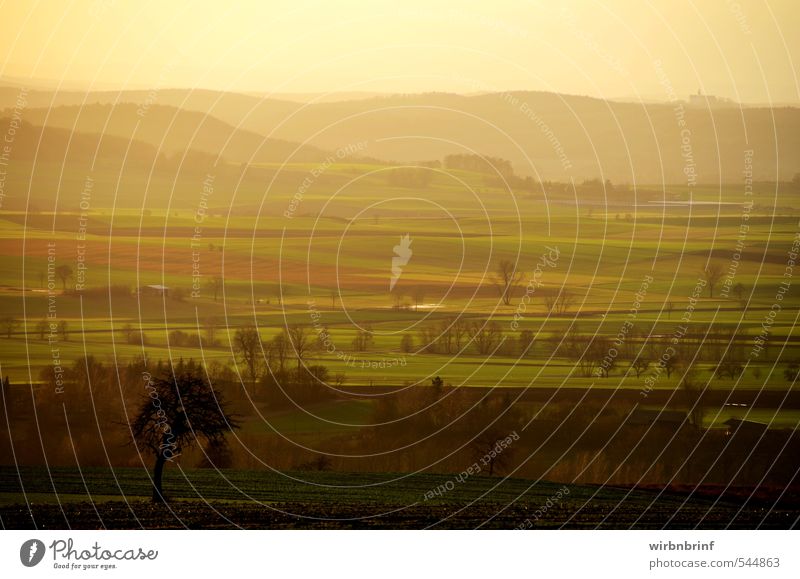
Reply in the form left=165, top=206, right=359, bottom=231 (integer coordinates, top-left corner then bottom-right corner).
left=0, top=118, right=229, bottom=211
left=1, top=101, right=332, bottom=166
left=2, top=86, right=798, bottom=183
left=178, top=90, right=797, bottom=184
left=0, top=118, right=165, bottom=167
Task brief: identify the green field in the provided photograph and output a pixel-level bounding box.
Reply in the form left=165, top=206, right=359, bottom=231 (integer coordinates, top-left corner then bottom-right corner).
left=2, top=166, right=799, bottom=397
left=0, top=466, right=795, bottom=529
left=2, top=164, right=800, bottom=512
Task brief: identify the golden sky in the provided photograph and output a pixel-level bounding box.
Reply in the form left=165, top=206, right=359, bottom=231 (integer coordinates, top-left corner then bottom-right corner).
left=0, top=0, right=797, bottom=103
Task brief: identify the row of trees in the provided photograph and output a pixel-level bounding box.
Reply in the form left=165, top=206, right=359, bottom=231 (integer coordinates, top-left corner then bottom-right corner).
left=120, top=319, right=222, bottom=347
left=560, top=327, right=755, bottom=382
left=411, top=318, right=534, bottom=357
left=233, top=325, right=341, bottom=406
left=443, top=154, right=515, bottom=178
left=490, top=258, right=741, bottom=308
left=397, top=319, right=791, bottom=385
left=1, top=317, right=69, bottom=339
left=384, top=167, right=435, bottom=188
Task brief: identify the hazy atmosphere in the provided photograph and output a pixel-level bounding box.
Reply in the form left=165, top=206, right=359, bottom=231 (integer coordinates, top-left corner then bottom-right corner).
left=1, top=0, right=799, bottom=537
left=1, top=0, right=798, bottom=103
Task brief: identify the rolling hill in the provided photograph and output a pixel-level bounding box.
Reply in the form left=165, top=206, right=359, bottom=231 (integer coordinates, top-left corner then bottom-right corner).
left=3, top=85, right=798, bottom=184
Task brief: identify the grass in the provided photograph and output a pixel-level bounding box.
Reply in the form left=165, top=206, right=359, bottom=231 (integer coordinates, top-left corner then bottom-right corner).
left=1, top=466, right=795, bottom=529
left=2, top=164, right=799, bottom=527
left=1, top=162, right=798, bottom=407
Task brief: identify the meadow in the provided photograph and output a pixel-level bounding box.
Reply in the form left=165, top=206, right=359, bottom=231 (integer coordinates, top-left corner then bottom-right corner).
left=1, top=466, right=795, bottom=529
left=1, top=165, right=798, bottom=394
left=2, top=160, right=800, bottom=528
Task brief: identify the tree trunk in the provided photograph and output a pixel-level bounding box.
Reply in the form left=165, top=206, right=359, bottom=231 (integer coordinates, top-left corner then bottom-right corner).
left=152, top=453, right=167, bottom=503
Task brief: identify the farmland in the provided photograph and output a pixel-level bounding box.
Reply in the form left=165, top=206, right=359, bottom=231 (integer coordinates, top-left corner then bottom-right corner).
left=0, top=467, right=796, bottom=529
left=2, top=159, right=800, bottom=527
left=1, top=164, right=799, bottom=393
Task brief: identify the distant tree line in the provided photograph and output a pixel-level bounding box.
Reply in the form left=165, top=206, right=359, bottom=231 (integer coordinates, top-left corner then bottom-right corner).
left=233, top=324, right=341, bottom=408
left=385, top=167, right=434, bottom=188
left=443, top=154, right=515, bottom=178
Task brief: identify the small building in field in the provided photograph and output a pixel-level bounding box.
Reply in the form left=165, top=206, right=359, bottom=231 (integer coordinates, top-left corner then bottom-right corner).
left=139, top=284, right=170, bottom=297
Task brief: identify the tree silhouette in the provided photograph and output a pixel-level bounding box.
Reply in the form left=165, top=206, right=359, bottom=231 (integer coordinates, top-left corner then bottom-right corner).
left=663, top=351, right=679, bottom=378
left=544, top=290, right=575, bottom=314
left=287, top=324, right=312, bottom=370
left=202, top=317, right=219, bottom=347
left=400, top=333, right=414, bottom=352
left=269, top=332, right=290, bottom=374
left=233, top=326, right=263, bottom=392
left=714, top=350, right=744, bottom=380
left=35, top=318, right=48, bottom=340
left=630, top=356, right=651, bottom=378
left=55, top=265, right=73, bottom=290
left=0, top=316, right=19, bottom=338
left=351, top=326, right=373, bottom=351
left=702, top=263, right=724, bottom=298
left=492, top=260, right=523, bottom=306
left=471, top=428, right=514, bottom=476
left=206, top=276, right=223, bottom=302
left=784, top=360, right=800, bottom=383
left=469, top=321, right=503, bottom=355
left=412, top=287, right=426, bottom=311
left=130, top=364, right=238, bottom=502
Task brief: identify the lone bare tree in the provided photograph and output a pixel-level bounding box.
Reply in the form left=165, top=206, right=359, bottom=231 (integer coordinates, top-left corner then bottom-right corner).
left=233, top=325, right=263, bottom=390
left=55, top=265, right=73, bottom=290
left=351, top=326, right=374, bottom=351
left=702, top=263, right=724, bottom=298
left=732, top=282, right=747, bottom=308
left=202, top=317, right=218, bottom=347
left=469, top=321, right=503, bottom=355
left=471, top=431, right=512, bottom=476
left=0, top=316, right=19, bottom=338
left=493, top=259, right=523, bottom=306
left=269, top=332, right=290, bottom=374
left=630, top=356, right=651, bottom=378
left=35, top=318, right=48, bottom=339
left=544, top=290, right=574, bottom=314
left=130, top=364, right=239, bottom=502
left=206, top=276, right=223, bottom=302
left=714, top=350, right=744, bottom=380
left=412, top=287, right=426, bottom=311
left=57, top=320, right=69, bottom=341
left=287, top=324, right=312, bottom=370
left=663, top=351, right=679, bottom=378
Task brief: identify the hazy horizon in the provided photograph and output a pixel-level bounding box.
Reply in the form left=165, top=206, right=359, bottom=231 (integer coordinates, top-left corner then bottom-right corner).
left=1, top=0, right=798, bottom=105
left=3, top=77, right=800, bottom=108
left=2, top=0, right=800, bottom=539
